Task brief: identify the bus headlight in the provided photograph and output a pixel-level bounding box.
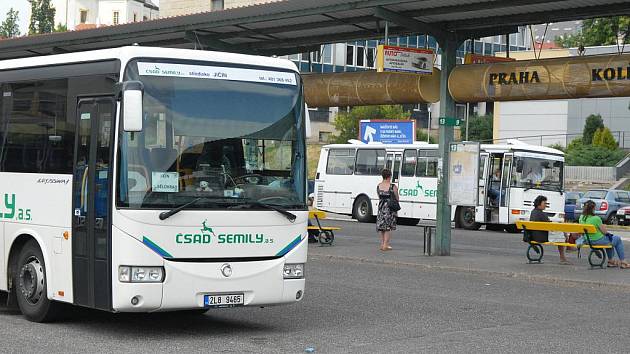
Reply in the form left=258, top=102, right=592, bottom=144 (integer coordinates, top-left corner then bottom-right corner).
left=283, top=264, right=305, bottom=279
left=119, top=266, right=165, bottom=283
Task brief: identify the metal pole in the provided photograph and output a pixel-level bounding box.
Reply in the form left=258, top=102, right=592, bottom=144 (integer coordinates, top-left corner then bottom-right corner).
left=465, top=104, right=469, bottom=141
left=427, top=106, right=432, bottom=143
left=436, top=35, right=457, bottom=256
left=505, top=34, right=510, bottom=58
left=384, top=21, right=389, bottom=45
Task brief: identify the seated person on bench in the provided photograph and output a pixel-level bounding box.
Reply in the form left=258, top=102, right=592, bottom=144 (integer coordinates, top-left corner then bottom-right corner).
left=578, top=200, right=630, bottom=269
left=530, top=195, right=570, bottom=265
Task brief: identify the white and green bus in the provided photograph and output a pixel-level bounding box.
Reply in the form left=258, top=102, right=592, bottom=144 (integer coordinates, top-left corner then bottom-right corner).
left=315, top=140, right=565, bottom=231
left=0, top=46, right=308, bottom=322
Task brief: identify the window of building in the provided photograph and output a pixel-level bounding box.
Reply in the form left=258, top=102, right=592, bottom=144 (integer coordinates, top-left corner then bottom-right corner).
left=366, top=47, right=376, bottom=68
left=318, top=131, right=331, bottom=143
left=113, top=11, right=120, bottom=25
left=401, top=149, right=417, bottom=177
left=322, top=44, right=332, bottom=64
left=356, top=46, right=365, bottom=67
left=80, top=10, right=88, bottom=24
left=211, top=0, right=224, bottom=11
left=326, top=149, right=355, bottom=175
left=0, top=80, right=74, bottom=174
left=311, top=50, right=322, bottom=64
left=355, top=149, right=385, bottom=175
left=143, top=16, right=148, bottom=21
left=346, top=45, right=354, bottom=66
left=133, top=13, right=137, bottom=22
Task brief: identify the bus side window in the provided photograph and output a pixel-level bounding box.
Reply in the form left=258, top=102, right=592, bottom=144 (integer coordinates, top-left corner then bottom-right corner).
left=401, top=149, right=416, bottom=177
left=425, top=150, right=438, bottom=177
left=355, top=149, right=385, bottom=175
left=326, top=149, right=355, bottom=175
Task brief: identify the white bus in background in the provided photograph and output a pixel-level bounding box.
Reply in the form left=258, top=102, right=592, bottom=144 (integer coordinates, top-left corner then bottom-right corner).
left=0, top=46, right=308, bottom=322
left=314, top=141, right=565, bottom=232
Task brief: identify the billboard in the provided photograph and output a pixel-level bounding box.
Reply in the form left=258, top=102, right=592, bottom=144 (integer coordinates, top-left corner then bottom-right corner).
left=448, top=142, right=480, bottom=206
left=376, top=45, right=434, bottom=74
left=359, top=120, right=416, bottom=144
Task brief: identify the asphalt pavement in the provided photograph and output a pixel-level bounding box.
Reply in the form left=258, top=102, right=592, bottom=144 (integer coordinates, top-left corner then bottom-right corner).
left=3, top=221, right=630, bottom=353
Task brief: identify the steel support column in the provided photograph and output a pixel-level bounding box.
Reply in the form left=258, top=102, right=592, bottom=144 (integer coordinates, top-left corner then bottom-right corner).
left=435, top=35, right=458, bottom=256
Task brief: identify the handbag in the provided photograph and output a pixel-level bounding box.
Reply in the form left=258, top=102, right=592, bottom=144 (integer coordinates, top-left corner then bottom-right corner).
left=388, top=184, right=401, bottom=212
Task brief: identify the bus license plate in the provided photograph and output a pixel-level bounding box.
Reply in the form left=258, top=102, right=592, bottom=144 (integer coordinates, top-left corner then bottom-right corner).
left=204, top=294, right=244, bottom=307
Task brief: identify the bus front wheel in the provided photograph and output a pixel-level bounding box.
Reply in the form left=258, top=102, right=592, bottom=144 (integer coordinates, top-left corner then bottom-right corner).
left=457, top=207, right=480, bottom=230
left=353, top=196, right=375, bottom=223
left=14, top=240, right=60, bottom=322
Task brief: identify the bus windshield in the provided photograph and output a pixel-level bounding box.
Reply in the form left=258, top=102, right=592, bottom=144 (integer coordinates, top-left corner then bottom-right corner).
left=117, top=60, right=306, bottom=209
left=511, top=155, right=563, bottom=192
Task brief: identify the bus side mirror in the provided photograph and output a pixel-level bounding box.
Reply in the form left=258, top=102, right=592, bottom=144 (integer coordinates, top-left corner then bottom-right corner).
left=516, top=160, right=523, bottom=173
left=122, top=81, right=144, bottom=132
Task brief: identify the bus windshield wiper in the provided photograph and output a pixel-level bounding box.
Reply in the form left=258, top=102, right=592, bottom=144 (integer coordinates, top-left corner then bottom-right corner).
left=159, top=196, right=230, bottom=220
left=230, top=200, right=297, bottom=222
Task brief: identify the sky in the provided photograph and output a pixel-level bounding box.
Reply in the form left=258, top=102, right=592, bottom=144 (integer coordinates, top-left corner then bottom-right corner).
left=0, top=0, right=30, bottom=35
left=0, top=0, right=161, bottom=36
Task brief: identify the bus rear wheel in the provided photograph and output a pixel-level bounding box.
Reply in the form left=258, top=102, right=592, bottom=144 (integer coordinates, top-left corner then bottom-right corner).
left=457, top=207, right=480, bottom=230
left=353, top=196, right=375, bottom=223
left=14, top=240, right=60, bottom=323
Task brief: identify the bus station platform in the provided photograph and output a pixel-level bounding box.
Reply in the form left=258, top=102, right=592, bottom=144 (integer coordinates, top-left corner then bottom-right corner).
left=308, top=216, right=630, bottom=290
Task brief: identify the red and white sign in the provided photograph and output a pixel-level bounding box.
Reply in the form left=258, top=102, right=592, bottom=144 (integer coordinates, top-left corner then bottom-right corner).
left=376, top=45, right=434, bottom=74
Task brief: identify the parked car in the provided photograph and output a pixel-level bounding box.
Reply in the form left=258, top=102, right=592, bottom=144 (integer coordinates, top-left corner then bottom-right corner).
left=564, top=191, right=583, bottom=221
left=616, top=206, right=630, bottom=226
left=575, top=189, right=630, bottom=224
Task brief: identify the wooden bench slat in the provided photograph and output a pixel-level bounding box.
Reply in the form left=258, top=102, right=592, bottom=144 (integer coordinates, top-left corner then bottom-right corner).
left=516, top=221, right=596, bottom=233
left=529, top=241, right=612, bottom=248
left=309, top=210, right=327, bottom=219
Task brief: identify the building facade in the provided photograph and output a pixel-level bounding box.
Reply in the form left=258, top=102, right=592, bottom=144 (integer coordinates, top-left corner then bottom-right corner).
left=52, top=0, right=159, bottom=30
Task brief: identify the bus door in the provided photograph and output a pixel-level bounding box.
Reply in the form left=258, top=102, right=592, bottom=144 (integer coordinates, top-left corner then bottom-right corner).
left=72, top=97, right=115, bottom=310
left=476, top=153, right=489, bottom=223
left=498, top=154, right=513, bottom=223
left=386, top=152, right=402, bottom=183
left=485, top=154, right=504, bottom=223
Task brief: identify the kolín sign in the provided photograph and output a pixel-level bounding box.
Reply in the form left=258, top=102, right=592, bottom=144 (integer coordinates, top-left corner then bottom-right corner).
left=448, top=53, right=630, bottom=102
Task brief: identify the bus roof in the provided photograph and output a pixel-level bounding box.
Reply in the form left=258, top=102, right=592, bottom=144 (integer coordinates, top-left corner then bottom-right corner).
left=323, top=140, right=564, bottom=156
left=0, top=46, right=299, bottom=73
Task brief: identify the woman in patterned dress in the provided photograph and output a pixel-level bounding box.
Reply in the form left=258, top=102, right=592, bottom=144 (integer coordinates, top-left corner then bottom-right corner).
left=376, top=168, right=398, bottom=251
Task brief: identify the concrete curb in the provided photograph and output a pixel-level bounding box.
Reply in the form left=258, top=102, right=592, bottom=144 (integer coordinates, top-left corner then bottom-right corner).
left=309, top=253, right=630, bottom=291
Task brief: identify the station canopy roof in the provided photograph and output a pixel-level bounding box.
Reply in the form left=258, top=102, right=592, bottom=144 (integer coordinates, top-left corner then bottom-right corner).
left=1, top=0, right=629, bottom=60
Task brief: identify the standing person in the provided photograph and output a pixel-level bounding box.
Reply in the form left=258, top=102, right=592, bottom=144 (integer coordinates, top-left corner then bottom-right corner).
left=376, top=168, right=398, bottom=251
left=530, top=195, right=570, bottom=265
left=578, top=200, right=630, bottom=268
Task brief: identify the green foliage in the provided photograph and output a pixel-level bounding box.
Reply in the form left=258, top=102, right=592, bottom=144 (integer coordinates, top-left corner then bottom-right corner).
left=28, top=0, right=56, bottom=35
left=332, top=105, right=410, bottom=144
left=547, top=143, right=565, bottom=153
left=460, top=114, right=493, bottom=142
left=565, top=145, right=626, bottom=166
left=54, top=23, right=67, bottom=32
left=0, top=8, right=20, bottom=38
left=582, top=114, right=604, bottom=145
left=592, top=127, right=618, bottom=150
left=416, top=129, right=436, bottom=144
left=556, top=16, right=630, bottom=48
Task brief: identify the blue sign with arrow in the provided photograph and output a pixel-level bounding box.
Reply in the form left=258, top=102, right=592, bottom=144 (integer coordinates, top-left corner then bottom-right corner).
left=359, top=120, right=416, bottom=144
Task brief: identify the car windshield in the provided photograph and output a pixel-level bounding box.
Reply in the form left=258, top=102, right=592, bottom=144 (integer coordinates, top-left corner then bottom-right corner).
left=583, top=191, right=607, bottom=200
left=511, top=155, right=563, bottom=192
left=117, top=60, right=306, bottom=209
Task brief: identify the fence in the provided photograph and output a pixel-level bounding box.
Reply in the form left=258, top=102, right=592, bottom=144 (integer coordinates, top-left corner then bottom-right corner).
left=564, top=166, right=618, bottom=182
left=489, top=131, right=630, bottom=149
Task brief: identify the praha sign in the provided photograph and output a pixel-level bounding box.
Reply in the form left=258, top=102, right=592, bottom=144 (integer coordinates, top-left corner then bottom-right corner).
left=448, top=53, right=630, bottom=102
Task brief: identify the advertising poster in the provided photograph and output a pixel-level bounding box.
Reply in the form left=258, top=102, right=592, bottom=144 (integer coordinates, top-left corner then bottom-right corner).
left=448, top=142, right=480, bottom=206
left=376, top=45, right=434, bottom=74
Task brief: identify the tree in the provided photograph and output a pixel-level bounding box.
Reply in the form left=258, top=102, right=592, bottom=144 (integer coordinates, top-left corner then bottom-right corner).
left=556, top=16, right=630, bottom=48
left=54, top=23, right=67, bottom=32
left=582, top=114, right=604, bottom=145
left=29, top=0, right=56, bottom=35
left=416, top=129, right=436, bottom=144
left=592, top=127, right=618, bottom=150
left=565, top=144, right=626, bottom=166
left=460, top=114, right=493, bottom=142
left=0, top=8, right=21, bottom=38
left=332, top=105, right=410, bottom=143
